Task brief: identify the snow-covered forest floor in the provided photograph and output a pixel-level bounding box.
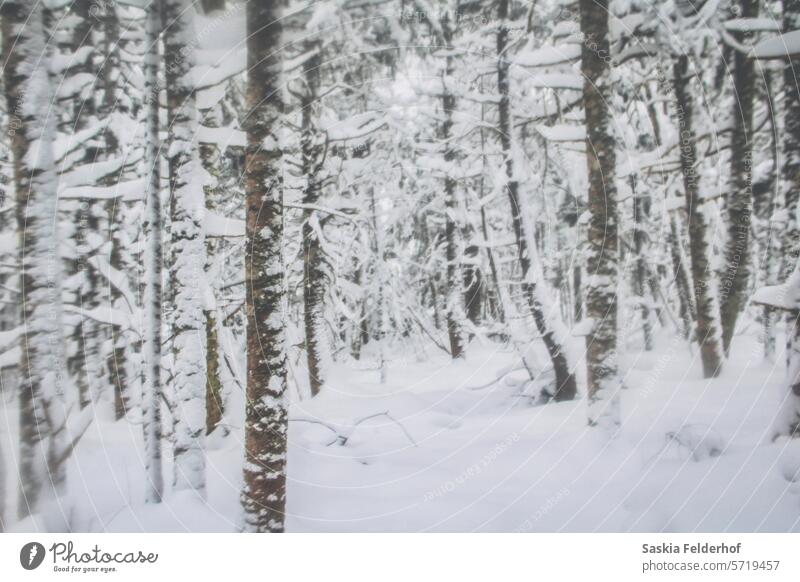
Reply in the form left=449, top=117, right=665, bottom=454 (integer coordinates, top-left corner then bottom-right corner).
left=5, top=328, right=800, bottom=532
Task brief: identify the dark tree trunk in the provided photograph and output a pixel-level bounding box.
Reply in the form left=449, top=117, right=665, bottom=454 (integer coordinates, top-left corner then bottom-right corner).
left=301, top=43, right=326, bottom=396
left=633, top=187, right=654, bottom=351
left=499, top=0, right=576, bottom=401
left=440, top=14, right=464, bottom=359
left=719, top=0, right=758, bottom=353
left=673, top=55, right=724, bottom=377
left=68, top=0, right=103, bottom=411
left=463, top=245, right=482, bottom=326
left=241, top=0, right=289, bottom=532
left=784, top=0, right=800, bottom=279
left=668, top=212, right=696, bottom=339
left=580, top=0, right=620, bottom=426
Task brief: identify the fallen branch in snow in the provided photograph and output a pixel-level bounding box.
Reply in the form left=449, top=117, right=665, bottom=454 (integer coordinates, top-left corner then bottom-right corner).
left=290, top=411, right=418, bottom=448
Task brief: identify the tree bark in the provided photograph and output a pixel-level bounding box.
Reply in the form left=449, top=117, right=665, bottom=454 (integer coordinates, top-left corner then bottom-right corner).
left=440, top=14, right=464, bottom=359
left=241, top=0, right=289, bottom=532
left=2, top=0, right=69, bottom=517
left=142, top=1, right=164, bottom=504
left=163, top=0, right=208, bottom=497
left=301, top=42, right=326, bottom=396
left=719, top=0, right=758, bottom=353
left=633, top=186, right=654, bottom=351
left=500, top=0, right=576, bottom=401
left=580, top=0, right=621, bottom=426
left=673, top=54, right=724, bottom=377
left=782, top=0, right=800, bottom=371
left=67, top=0, right=104, bottom=411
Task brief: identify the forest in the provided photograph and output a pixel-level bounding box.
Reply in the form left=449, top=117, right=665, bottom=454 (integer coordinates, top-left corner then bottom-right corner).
left=1, top=0, right=800, bottom=533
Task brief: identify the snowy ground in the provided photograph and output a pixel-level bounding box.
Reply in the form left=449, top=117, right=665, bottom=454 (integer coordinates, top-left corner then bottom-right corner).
left=3, top=329, right=800, bottom=532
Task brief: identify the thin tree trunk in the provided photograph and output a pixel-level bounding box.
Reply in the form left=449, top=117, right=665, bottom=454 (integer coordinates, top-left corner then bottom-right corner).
left=759, top=69, right=780, bottom=359
left=668, top=211, right=696, bottom=339
left=163, top=0, right=207, bottom=497
left=241, top=0, right=289, bottom=532
left=440, top=14, right=464, bottom=359
left=197, top=39, right=227, bottom=433
left=673, top=54, right=724, bottom=377
left=580, top=0, right=621, bottom=426
left=719, top=0, right=758, bottom=353
left=501, top=0, right=576, bottom=400
left=68, top=0, right=104, bottom=411
left=142, top=1, right=164, bottom=504
left=463, top=244, right=482, bottom=326
left=97, top=1, right=130, bottom=420
left=633, top=185, right=654, bottom=350
left=301, top=42, right=326, bottom=396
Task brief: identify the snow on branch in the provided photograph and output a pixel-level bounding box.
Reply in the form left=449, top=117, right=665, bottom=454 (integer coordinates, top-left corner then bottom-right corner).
left=59, top=178, right=145, bottom=201
left=752, top=265, right=800, bottom=311
left=513, top=43, right=582, bottom=68
left=536, top=124, right=586, bottom=142
left=752, top=30, right=800, bottom=59
left=197, top=125, right=245, bottom=148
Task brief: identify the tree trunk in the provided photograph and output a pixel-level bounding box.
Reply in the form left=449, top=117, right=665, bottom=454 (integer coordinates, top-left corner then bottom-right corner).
left=163, top=0, right=208, bottom=497
left=67, top=0, right=104, bottom=411
left=783, top=0, right=800, bottom=369
left=668, top=211, right=696, bottom=339
left=241, top=0, right=289, bottom=532
left=499, top=0, right=576, bottom=401
left=142, top=2, right=164, bottom=504
left=463, top=244, right=482, bottom=326
left=633, top=187, right=654, bottom=351
left=2, top=0, right=69, bottom=517
left=197, top=63, right=227, bottom=434
left=97, top=1, right=130, bottom=420
left=719, top=0, right=758, bottom=353
left=301, top=42, right=326, bottom=396
left=440, top=14, right=464, bottom=359
left=580, top=0, right=621, bottom=426
left=673, top=55, right=724, bottom=377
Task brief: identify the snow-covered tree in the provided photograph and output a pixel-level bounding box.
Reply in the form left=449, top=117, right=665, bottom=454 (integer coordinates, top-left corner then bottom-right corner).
left=241, top=0, right=289, bottom=533
left=162, top=0, right=208, bottom=497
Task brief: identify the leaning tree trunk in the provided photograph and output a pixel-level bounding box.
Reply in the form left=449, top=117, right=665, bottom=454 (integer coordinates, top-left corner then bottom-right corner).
left=2, top=0, right=69, bottom=517
left=580, top=0, right=621, bottom=427
left=241, top=0, right=289, bottom=533
left=142, top=2, right=164, bottom=504
left=673, top=54, right=724, bottom=378
left=162, top=0, right=208, bottom=497
left=498, top=0, right=576, bottom=400
left=719, top=0, right=758, bottom=353
left=300, top=41, right=326, bottom=396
